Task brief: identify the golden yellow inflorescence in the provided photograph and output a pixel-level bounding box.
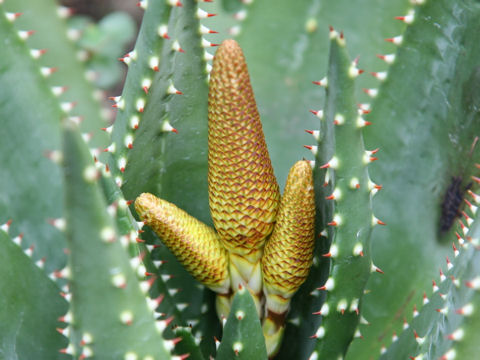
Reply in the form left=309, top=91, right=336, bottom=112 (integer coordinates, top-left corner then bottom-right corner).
left=134, top=39, right=315, bottom=358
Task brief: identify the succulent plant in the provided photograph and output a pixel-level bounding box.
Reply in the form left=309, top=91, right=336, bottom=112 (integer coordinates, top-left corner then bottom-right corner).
left=1, top=0, right=480, bottom=359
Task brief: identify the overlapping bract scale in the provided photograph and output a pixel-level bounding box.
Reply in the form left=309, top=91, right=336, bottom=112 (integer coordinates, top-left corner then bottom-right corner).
left=135, top=193, right=230, bottom=294
left=208, top=39, right=280, bottom=263
left=262, top=160, right=315, bottom=314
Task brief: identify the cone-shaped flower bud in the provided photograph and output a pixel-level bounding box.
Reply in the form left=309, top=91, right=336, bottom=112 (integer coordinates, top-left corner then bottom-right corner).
left=135, top=193, right=230, bottom=294
left=261, top=160, right=315, bottom=314
left=208, top=39, right=280, bottom=266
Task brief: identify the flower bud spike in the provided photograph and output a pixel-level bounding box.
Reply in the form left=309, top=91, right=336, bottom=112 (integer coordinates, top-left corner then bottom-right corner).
left=135, top=193, right=230, bottom=294
left=208, top=39, right=280, bottom=270
left=262, top=160, right=315, bottom=315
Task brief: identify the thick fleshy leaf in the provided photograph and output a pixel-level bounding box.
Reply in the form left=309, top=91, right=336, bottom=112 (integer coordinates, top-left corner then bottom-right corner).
left=216, top=286, right=267, bottom=360
left=62, top=120, right=173, bottom=359
left=0, top=229, right=68, bottom=359
left=348, top=1, right=480, bottom=358
left=0, top=2, right=66, bottom=274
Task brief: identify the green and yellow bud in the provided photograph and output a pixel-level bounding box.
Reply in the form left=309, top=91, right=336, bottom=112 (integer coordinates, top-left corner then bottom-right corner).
left=135, top=193, right=230, bottom=294
left=261, top=160, right=315, bottom=357
left=208, top=39, right=280, bottom=267
left=262, top=160, right=315, bottom=314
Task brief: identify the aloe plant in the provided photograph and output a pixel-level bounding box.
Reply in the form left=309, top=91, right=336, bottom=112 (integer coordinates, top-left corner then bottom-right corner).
left=1, top=0, right=480, bottom=359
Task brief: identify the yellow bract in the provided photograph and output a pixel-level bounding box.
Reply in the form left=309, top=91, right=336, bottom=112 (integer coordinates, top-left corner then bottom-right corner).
left=262, top=160, right=315, bottom=313
left=208, top=39, right=280, bottom=264
left=135, top=193, right=230, bottom=295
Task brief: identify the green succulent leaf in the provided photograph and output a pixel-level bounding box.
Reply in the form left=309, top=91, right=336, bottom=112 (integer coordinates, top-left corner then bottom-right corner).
left=120, top=0, right=211, bottom=223
left=0, top=229, right=68, bottom=359
left=173, top=326, right=206, bottom=360
left=380, top=208, right=480, bottom=359
left=3, top=0, right=109, bottom=150
left=454, top=280, right=480, bottom=359
left=76, top=11, right=137, bottom=89
left=0, top=3, right=66, bottom=273
left=307, top=28, right=376, bottom=360
left=216, top=286, right=268, bottom=360
left=62, top=120, right=173, bottom=359
left=110, top=0, right=221, bottom=356
left=348, top=1, right=480, bottom=358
